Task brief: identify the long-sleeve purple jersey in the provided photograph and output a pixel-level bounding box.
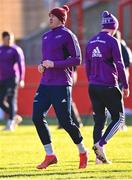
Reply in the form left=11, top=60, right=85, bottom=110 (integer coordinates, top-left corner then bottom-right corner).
left=41, top=25, right=82, bottom=86
left=0, top=45, right=22, bottom=81
left=85, top=31, right=128, bottom=89
left=13, top=44, right=25, bottom=81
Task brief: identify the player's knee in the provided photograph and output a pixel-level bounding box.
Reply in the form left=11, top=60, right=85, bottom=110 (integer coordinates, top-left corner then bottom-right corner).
left=32, top=108, right=41, bottom=124
left=93, top=115, right=106, bottom=129
left=95, top=122, right=105, bottom=130
left=32, top=107, right=47, bottom=125
left=111, top=112, right=125, bottom=125
left=60, top=119, right=75, bottom=130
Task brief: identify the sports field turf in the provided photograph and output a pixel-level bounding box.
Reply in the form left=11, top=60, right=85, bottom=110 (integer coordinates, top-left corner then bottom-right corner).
left=0, top=118, right=132, bottom=180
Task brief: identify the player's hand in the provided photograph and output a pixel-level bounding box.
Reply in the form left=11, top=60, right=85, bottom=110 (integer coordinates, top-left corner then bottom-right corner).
left=123, top=88, right=130, bottom=98
left=42, top=60, right=54, bottom=68
left=38, top=64, right=45, bottom=73
left=19, top=80, right=25, bottom=88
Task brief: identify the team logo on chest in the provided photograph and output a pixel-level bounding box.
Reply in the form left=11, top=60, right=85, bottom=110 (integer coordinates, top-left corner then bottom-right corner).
left=92, top=46, right=102, bottom=58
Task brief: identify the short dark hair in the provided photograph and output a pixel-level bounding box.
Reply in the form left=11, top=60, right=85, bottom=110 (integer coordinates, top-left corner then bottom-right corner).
left=2, top=31, right=10, bottom=38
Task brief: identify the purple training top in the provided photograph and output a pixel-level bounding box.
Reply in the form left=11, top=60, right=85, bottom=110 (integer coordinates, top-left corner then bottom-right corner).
left=85, top=31, right=128, bottom=89
left=40, top=25, right=82, bottom=86
left=13, top=44, right=25, bottom=81
left=0, top=45, right=22, bottom=81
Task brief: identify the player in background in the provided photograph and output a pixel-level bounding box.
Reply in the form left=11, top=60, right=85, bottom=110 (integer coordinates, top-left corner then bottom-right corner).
left=32, top=5, right=88, bottom=169
left=11, top=33, right=25, bottom=120
left=85, top=11, right=129, bottom=164
left=0, top=31, right=22, bottom=131
left=114, top=30, right=132, bottom=131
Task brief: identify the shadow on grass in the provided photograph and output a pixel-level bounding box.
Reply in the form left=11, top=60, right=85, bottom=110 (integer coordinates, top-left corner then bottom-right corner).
left=114, top=160, right=132, bottom=163
left=0, top=171, right=86, bottom=178
left=0, top=168, right=132, bottom=179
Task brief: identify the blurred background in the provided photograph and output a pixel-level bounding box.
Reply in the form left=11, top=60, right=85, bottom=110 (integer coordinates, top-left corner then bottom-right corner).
left=0, top=0, right=132, bottom=118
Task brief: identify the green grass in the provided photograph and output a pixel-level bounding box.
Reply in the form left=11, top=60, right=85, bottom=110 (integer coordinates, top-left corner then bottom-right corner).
left=0, top=119, right=132, bottom=180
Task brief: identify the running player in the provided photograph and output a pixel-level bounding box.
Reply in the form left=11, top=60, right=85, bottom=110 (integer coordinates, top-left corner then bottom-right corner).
left=32, top=5, right=88, bottom=169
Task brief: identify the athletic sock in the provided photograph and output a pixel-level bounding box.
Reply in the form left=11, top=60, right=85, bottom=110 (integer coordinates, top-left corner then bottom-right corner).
left=7, top=119, right=13, bottom=126
left=77, top=142, right=86, bottom=153
left=99, top=139, right=107, bottom=147
left=44, top=143, right=54, bottom=155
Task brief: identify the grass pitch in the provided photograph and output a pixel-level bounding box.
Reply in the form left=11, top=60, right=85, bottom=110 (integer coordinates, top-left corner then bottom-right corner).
left=0, top=119, right=132, bottom=180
